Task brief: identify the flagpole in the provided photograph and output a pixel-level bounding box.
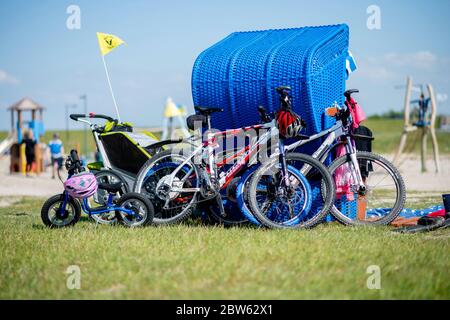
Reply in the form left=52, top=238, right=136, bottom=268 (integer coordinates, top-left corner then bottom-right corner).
left=101, top=54, right=121, bottom=122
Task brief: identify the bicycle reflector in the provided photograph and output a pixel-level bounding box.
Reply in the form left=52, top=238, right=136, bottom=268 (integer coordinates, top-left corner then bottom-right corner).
left=325, top=107, right=338, bottom=117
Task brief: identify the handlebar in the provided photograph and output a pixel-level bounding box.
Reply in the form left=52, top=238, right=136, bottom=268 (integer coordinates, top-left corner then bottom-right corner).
left=276, top=86, right=291, bottom=94
left=257, top=106, right=273, bottom=123
left=70, top=149, right=80, bottom=162
left=66, top=149, right=84, bottom=174
left=276, top=86, right=293, bottom=109
left=344, top=89, right=359, bottom=100
left=70, top=113, right=115, bottom=122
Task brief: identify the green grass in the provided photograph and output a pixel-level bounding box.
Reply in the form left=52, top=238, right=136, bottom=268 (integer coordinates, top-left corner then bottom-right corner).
left=0, top=195, right=448, bottom=299
left=0, top=130, right=97, bottom=154
left=365, top=118, right=450, bottom=154
left=1, top=129, right=161, bottom=156
left=1, top=119, right=449, bottom=155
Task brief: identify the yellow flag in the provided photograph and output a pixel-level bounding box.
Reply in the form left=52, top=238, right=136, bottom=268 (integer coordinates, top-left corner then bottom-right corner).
left=96, top=32, right=125, bottom=56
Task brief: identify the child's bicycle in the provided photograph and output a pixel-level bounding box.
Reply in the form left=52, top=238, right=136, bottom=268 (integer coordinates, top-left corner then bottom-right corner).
left=242, top=88, right=406, bottom=226
left=69, top=113, right=171, bottom=225
left=41, top=150, right=154, bottom=228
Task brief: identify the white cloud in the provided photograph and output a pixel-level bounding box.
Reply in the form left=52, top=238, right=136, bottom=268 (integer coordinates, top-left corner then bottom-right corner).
left=0, top=70, right=19, bottom=85
left=357, top=65, right=396, bottom=81
left=382, top=51, right=438, bottom=69
left=357, top=51, right=445, bottom=82
left=437, top=93, right=448, bottom=103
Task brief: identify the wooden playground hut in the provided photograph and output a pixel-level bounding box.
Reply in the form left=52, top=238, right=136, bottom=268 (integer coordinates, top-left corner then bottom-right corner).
left=7, top=98, right=45, bottom=174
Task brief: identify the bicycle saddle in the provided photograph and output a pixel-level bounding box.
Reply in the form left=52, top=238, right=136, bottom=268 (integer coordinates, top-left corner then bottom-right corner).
left=344, top=89, right=359, bottom=99
left=276, top=86, right=291, bottom=94
left=194, top=106, right=223, bottom=115
left=98, top=182, right=124, bottom=193
left=186, top=114, right=207, bottom=130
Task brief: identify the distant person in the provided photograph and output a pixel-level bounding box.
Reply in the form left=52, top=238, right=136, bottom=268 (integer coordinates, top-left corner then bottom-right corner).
left=39, top=135, right=50, bottom=169
left=21, top=131, right=36, bottom=176
left=49, top=133, right=64, bottom=179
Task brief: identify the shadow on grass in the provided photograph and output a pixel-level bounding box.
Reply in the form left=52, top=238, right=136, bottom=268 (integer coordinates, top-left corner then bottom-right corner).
left=31, top=224, right=46, bottom=230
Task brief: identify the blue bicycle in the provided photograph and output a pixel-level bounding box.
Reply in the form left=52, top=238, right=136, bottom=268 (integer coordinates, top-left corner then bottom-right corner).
left=41, top=150, right=154, bottom=228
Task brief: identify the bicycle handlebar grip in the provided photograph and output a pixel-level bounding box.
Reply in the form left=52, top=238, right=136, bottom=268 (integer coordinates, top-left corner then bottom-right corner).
left=70, top=113, right=115, bottom=122
left=88, top=113, right=115, bottom=122
left=70, top=149, right=80, bottom=162
left=257, top=105, right=266, bottom=117
left=69, top=114, right=85, bottom=121
left=257, top=106, right=273, bottom=123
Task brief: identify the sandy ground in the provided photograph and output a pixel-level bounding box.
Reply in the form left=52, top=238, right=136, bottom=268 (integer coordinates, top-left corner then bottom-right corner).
left=0, top=154, right=448, bottom=202
left=0, top=157, right=61, bottom=200
left=389, top=154, right=450, bottom=193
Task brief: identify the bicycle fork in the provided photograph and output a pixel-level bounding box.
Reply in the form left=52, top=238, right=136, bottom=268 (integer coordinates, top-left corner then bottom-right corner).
left=346, top=138, right=366, bottom=195
left=278, top=141, right=297, bottom=218
left=278, top=140, right=291, bottom=189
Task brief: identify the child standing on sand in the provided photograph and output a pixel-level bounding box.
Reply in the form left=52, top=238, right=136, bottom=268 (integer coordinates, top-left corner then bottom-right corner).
left=21, top=131, right=36, bottom=176
left=48, top=133, right=64, bottom=179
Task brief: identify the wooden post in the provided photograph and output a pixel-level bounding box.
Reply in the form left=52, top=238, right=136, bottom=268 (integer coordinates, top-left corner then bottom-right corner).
left=17, top=110, right=23, bottom=129
left=20, top=144, right=26, bottom=175
left=34, top=143, right=42, bottom=174
left=404, top=77, right=412, bottom=126
left=357, top=195, right=367, bottom=221
left=394, top=76, right=413, bottom=163
left=10, top=110, right=14, bottom=133
left=421, top=127, right=428, bottom=172
left=427, top=84, right=440, bottom=173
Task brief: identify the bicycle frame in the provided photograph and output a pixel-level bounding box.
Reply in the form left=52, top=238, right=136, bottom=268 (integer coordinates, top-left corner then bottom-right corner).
left=284, top=118, right=365, bottom=189
left=58, top=190, right=136, bottom=217
left=58, top=167, right=136, bottom=217
left=207, top=124, right=274, bottom=188
left=162, top=122, right=277, bottom=195
left=76, top=118, right=113, bottom=169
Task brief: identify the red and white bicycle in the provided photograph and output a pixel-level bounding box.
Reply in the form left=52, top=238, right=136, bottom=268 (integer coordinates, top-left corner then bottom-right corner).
left=133, top=102, right=335, bottom=227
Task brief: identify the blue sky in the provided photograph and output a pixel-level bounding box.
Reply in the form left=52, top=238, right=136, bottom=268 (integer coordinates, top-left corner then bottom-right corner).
left=1, top=0, right=449, bottom=130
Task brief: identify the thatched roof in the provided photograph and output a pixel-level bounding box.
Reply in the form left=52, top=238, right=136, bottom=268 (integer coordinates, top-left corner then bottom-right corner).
left=7, top=97, right=45, bottom=111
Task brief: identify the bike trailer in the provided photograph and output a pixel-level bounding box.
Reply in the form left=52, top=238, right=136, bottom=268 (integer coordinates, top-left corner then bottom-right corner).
left=91, top=121, right=159, bottom=175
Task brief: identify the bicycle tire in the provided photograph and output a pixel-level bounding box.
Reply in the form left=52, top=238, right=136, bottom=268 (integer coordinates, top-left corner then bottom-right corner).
left=204, top=191, right=249, bottom=227
left=248, top=153, right=335, bottom=229
left=90, top=169, right=129, bottom=224
left=116, top=192, right=155, bottom=227
left=41, top=194, right=81, bottom=228
left=328, top=151, right=406, bottom=225
left=134, top=149, right=199, bottom=225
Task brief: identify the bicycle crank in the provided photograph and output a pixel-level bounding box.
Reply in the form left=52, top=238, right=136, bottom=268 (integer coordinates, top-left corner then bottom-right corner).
left=155, top=175, right=184, bottom=201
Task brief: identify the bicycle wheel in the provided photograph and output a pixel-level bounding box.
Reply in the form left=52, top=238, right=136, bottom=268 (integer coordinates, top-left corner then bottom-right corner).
left=328, top=151, right=406, bottom=225
left=134, top=149, right=200, bottom=225
left=41, top=194, right=81, bottom=228
left=91, top=170, right=128, bottom=224
left=236, top=165, right=261, bottom=225
left=116, top=192, right=154, bottom=227
left=204, top=178, right=249, bottom=227
left=203, top=148, right=258, bottom=226
left=248, top=153, right=334, bottom=229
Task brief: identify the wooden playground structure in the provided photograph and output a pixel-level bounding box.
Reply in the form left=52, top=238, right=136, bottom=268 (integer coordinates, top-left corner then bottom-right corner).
left=394, top=77, right=440, bottom=173
left=2, top=98, right=46, bottom=175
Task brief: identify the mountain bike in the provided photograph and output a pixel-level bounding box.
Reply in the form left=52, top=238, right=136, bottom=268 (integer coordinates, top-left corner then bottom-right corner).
left=133, top=105, right=335, bottom=227
left=244, top=88, right=406, bottom=226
